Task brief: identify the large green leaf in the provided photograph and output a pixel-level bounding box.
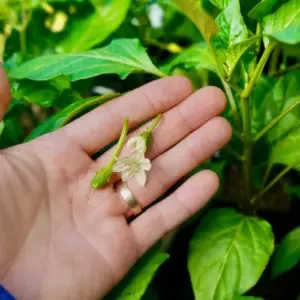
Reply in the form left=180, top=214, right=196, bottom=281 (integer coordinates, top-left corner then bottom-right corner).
left=12, top=76, right=81, bottom=108
left=248, top=0, right=278, bottom=21
left=171, top=0, right=219, bottom=42
left=271, top=126, right=300, bottom=171
left=256, top=70, right=300, bottom=142
left=269, top=25, right=300, bottom=45
left=59, top=0, right=131, bottom=52
left=25, top=94, right=119, bottom=141
left=163, top=43, right=216, bottom=74
left=263, top=0, right=300, bottom=46
left=225, top=36, right=259, bottom=79
left=105, top=250, right=169, bottom=300
left=213, top=0, right=248, bottom=51
left=188, top=208, right=274, bottom=300
left=272, top=227, right=300, bottom=278
left=9, top=39, right=165, bottom=81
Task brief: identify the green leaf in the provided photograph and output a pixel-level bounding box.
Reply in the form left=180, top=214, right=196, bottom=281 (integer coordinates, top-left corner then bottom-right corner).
left=248, top=0, right=279, bottom=21
left=225, top=36, right=259, bottom=79
left=188, top=208, right=274, bottom=300
left=209, top=0, right=230, bottom=10
left=9, top=39, right=165, bottom=81
left=256, top=70, right=300, bottom=142
left=269, top=25, right=300, bottom=45
left=284, top=183, right=300, bottom=198
left=163, top=43, right=216, bottom=74
left=25, top=93, right=119, bottom=141
left=105, top=250, right=169, bottom=300
left=0, top=121, right=4, bottom=136
left=271, top=126, right=300, bottom=171
left=213, top=0, right=248, bottom=51
left=263, top=0, right=300, bottom=46
left=235, top=297, right=265, bottom=300
left=59, top=0, right=131, bottom=52
left=171, top=0, right=219, bottom=42
left=272, top=227, right=300, bottom=278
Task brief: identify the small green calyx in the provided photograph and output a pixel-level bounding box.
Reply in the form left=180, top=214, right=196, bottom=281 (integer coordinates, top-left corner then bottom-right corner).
left=140, top=131, right=152, bottom=147
left=91, top=167, right=112, bottom=189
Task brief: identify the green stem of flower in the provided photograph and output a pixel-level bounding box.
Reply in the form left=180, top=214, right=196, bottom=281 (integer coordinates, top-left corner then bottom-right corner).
left=107, top=117, right=129, bottom=169
left=251, top=165, right=293, bottom=205
left=148, top=113, right=162, bottom=132
left=255, top=98, right=300, bottom=142
left=263, top=162, right=273, bottom=186
left=268, top=44, right=280, bottom=76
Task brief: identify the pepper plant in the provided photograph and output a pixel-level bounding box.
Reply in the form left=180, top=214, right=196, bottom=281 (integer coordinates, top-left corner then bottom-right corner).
left=1, top=0, right=300, bottom=299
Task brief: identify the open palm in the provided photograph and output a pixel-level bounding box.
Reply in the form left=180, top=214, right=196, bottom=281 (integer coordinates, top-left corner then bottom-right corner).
left=0, top=73, right=231, bottom=300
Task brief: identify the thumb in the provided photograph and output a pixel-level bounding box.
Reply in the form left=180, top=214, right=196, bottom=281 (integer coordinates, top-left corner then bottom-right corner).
left=0, top=63, right=11, bottom=120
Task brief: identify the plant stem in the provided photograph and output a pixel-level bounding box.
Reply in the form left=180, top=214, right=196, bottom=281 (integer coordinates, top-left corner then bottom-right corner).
left=240, top=42, right=276, bottom=206
left=270, top=63, right=300, bottom=77
left=263, top=163, right=273, bottom=186
left=108, top=117, right=129, bottom=168
left=241, top=42, right=277, bottom=99
left=148, top=113, right=162, bottom=132
left=241, top=94, right=252, bottom=202
left=251, top=165, right=293, bottom=205
left=268, top=44, right=280, bottom=75
left=255, top=98, right=300, bottom=142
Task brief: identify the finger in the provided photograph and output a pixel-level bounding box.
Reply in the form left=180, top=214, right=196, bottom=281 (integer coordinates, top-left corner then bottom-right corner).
left=64, top=76, right=193, bottom=155
left=122, top=117, right=231, bottom=208
left=131, top=170, right=219, bottom=254
left=95, top=86, right=226, bottom=167
left=0, top=64, right=11, bottom=120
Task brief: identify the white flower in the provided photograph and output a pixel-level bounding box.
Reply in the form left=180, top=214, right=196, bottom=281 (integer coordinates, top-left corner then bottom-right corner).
left=113, top=152, right=151, bottom=186
left=127, top=136, right=147, bottom=153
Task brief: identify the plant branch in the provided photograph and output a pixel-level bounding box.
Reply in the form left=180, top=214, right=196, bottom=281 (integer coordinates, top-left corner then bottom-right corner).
left=251, top=165, right=293, bottom=205
left=268, top=44, right=280, bottom=76
left=241, top=42, right=277, bottom=99
left=270, top=63, right=300, bottom=77
left=255, top=98, right=300, bottom=142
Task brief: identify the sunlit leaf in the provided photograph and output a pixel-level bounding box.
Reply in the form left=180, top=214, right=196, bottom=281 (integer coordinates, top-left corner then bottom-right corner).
left=59, top=0, right=131, bottom=52
left=163, top=43, right=216, bottom=74
left=188, top=208, right=274, bottom=300
left=272, top=227, right=300, bottom=278
left=209, top=0, right=230, bottom=10
left=263, top=0, right=300, bottom=46
left=105, top=249, right=169, bottom=300
left=25, top=94, right=119, bottom=141
left=248, top=0, right=278, bottom=21
left=213, top=0, right=248, bottom=51
left=9, top=39, right=165, bottom=81
left=171, top=0, right=218, bottom=42
left=225, top=36, right=259, bottom=78
left=269, top=25, right=300, bottom=45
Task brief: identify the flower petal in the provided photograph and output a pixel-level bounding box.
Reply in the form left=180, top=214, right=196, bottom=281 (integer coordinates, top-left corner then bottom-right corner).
left=135, top=170, right=147, bottom=186
left=127, top=136, right=146, bottom=153
left=121, top=170, right=134, bottom=182
left=140, top=158, right=152, bottom=171
left=113, top=161, right=129, bottom=172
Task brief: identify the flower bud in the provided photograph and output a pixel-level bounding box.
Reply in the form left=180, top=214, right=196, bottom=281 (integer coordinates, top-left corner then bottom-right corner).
left=91, top=167, right=112, bottom=189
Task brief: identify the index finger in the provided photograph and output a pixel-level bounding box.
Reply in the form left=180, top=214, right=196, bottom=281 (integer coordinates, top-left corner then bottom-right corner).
left=63, top=76, right=193, bottom=155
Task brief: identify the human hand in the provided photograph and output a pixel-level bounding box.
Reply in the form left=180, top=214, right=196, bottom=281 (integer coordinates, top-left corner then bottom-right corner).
left=0, top=67, right=231, bottom=299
